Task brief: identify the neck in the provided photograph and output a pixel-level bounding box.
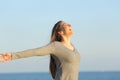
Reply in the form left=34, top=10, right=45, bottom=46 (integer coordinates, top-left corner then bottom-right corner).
left=61, top=35, right=71, bottom=45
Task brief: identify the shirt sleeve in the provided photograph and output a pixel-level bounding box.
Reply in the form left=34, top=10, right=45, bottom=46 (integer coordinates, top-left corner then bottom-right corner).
left=12, top=42, right=55, bottom=60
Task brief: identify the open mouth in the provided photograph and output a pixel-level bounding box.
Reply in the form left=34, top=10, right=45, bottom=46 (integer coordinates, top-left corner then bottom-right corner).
left=69, top=29, right=72, bottom=31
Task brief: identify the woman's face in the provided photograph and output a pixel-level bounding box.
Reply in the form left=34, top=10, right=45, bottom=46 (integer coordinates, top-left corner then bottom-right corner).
left=62, top=22, right=74, bottom=36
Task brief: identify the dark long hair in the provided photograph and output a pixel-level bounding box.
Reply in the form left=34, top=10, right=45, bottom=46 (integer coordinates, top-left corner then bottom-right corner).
left=49, top=21, right=65, bottom=79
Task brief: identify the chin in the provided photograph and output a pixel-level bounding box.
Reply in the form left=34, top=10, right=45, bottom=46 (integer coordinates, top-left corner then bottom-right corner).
left=69, top=32, right=74, bottom=36
left=71, top=31, right=74, bottom=35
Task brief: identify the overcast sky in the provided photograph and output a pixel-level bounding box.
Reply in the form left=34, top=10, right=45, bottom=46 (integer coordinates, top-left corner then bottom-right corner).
left=0, top=0, right=120, bottom=73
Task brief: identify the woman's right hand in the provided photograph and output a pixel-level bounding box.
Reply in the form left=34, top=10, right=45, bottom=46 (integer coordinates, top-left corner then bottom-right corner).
left=0, top=53, right=12, bottom=62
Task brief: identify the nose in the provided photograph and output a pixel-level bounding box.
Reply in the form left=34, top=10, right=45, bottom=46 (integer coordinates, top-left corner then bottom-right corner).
left=68, top=24, right=71, bottom=27
left=69, top=25, right=72, bottom=29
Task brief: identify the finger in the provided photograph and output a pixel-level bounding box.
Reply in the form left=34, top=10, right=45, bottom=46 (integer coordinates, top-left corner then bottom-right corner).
left=0, top=55, right=6, bottom=62
left=0, top=55, right=2, bottom=62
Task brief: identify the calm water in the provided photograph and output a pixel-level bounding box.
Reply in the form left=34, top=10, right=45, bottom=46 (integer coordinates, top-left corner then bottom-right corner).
left=0, top=71, right=120, bottom=80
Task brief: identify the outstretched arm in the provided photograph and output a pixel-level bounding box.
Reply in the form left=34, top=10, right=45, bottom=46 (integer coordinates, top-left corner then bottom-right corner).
left=0, top=42, right=55, bottom=62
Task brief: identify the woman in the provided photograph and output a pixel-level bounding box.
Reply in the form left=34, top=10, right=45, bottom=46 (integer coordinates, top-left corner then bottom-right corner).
left=0, top=21, right=80, bottom=80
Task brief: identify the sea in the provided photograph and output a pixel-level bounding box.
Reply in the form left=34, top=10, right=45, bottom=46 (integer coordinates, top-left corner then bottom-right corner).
left=0, top=71, right=120, bottom=80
